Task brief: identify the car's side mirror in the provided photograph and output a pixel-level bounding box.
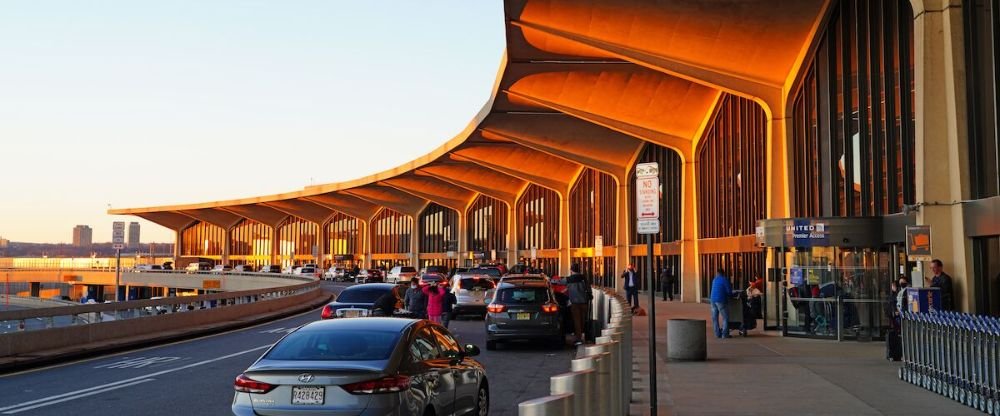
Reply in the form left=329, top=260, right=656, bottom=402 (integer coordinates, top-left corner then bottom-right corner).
left=464, top=344, right=481, bottom=357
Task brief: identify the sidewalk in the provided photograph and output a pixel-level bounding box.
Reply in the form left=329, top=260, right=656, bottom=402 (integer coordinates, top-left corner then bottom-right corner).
left=628, top=294, right=980, bottom=415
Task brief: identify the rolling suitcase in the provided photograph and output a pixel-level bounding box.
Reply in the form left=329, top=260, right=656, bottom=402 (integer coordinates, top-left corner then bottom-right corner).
left=886, top=328, right=902, bottom=361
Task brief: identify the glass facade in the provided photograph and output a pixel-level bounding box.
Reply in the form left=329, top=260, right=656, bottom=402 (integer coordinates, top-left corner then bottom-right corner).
left=518, top=184, right=560, bottom=251
left=326, top=212, right=360, bottom=265
left=628, top=255, right=681, bottom=292
left=570, top=168, right=617, bottom=248
left=790, top=0, right=915, bottom=217
left=278, top=217, right=319, bottom=265
left=466, top=195, right=508, bottom=256
left=628, top=143, right=682, bottom=244
left=230, top=219, right=272, bottom=266
left=965, top=0, right=1000, bottom=199
left=370, top=208, right=412, bottom=255
left=418, top=203, right=458, bottom=254
left=180, top=222, right=224, bottom=258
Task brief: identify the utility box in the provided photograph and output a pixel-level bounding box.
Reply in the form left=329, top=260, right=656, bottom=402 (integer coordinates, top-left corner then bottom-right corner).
left=907, top=287, right=942, bottom=313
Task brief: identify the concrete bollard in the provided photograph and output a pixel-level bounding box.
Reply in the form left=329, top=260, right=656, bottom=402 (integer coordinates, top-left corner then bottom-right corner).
left=603, top=328, right=629, bottom=414
left=571, top=357, right=602, bottom=415
left=573, top=351, right=612, bottom=416
left=667, top=318, right=707, bottom=361
left=551, top=369, right=595, bottom=416
left=597, top=335, right=622, bottom=415
left=519, top=393, right=573, bottom=416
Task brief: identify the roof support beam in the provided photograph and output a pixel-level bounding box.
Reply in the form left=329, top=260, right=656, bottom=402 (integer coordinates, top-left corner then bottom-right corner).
left=219, top=205, right=289, bottom=229
left=343, top=185, right=428, bottom=218
left=303, top=193, right=380, bottom=222
left=262, top=199, right=337, bottom=225
left=379, top=175, right=474, bottom=213
left=177, top=208, right=244, bottom=230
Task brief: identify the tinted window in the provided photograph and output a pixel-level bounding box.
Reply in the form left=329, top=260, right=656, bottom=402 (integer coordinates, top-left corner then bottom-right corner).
left=496, top=287, right=549, bottom=304
left=469, top=268, right=501, bottom=278
left=264, top=329, right=399, bottom=361
left=400, top=267, right=416, bottom=273
left=300, top=268, right=315, bottom=273
left=425, top=265, right=449, bottom=274
left=337, top=287, right=390, bottom=303
left=408, top=328, right=440, bottom=362
left=431, top=327, right=461, bottom=357
left=459, top=278, right=494, bottom=291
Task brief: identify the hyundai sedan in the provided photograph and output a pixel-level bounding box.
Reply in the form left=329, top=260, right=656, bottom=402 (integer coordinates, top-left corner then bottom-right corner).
left=232, top=318, right=489, bottom=416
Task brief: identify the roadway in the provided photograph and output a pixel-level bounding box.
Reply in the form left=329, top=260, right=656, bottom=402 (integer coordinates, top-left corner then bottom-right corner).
left=0, top=281, right=575, bottom=416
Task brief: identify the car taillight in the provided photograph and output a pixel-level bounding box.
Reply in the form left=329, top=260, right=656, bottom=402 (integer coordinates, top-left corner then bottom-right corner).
left=342, top=375, right=411, bottom=394
left=487, top=303, right=506, bottom=313
left=542, top=303, right=559, bottom=313
left=321, top=305, right=334, bottom=319
left=234, top=374, right=276, bottom=394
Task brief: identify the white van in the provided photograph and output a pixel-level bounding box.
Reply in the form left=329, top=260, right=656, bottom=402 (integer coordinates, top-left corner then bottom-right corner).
left=386, top=266, right=417, bottom=283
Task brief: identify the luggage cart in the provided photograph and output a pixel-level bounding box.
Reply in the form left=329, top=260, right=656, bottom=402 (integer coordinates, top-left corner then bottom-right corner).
left=727, top=291, right=756, bottom=337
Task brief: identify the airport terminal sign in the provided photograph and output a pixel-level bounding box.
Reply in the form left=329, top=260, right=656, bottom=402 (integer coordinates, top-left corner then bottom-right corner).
left=784, top=219, right=829, bottom=247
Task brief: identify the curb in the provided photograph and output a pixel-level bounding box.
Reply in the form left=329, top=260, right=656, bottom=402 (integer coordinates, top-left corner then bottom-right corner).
left=0, top=290, right=334, bottom=374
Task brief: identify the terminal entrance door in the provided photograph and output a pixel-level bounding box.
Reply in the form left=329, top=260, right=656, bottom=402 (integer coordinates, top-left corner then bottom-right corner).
left=767, top=246, right=898, bottom=340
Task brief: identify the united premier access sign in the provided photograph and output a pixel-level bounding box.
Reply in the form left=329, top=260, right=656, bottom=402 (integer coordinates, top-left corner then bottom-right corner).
left=635, top=162, right=660, bottom=234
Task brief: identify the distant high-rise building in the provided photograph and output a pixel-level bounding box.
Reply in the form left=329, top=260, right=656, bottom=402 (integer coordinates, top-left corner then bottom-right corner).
left=0, top=237, right=8, bottom=256
left=128, top=222, right=140, bottom=249
left=72, top=225, right=92, bottom=247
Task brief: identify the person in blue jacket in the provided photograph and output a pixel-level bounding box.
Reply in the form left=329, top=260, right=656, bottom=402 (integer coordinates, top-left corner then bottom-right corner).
left=709, top=269, right=733, bottom=339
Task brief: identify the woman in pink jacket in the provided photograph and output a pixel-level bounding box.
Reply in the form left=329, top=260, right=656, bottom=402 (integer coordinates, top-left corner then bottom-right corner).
left=422, top=283, right=447, bottom=323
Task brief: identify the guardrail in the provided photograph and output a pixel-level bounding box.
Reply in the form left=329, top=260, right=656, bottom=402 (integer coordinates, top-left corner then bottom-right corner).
left=900, top=311, right=1000, bottom=415
left=519, top=287, right=633, bottom=416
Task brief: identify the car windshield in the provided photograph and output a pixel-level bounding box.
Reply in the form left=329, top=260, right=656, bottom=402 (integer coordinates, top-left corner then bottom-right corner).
left=426, top=266, right=448, bottom=274
left=496, top=287, right=549, bottom=304
left=400, top=267, right=416, bottom=273
left=459, top=278, right=494, bottom=291
left=264, top=329, right=400, bottom=361
left=337, top=288, right=390, bottom=303
left=301, top=268, right=314, bottom=273
left=469, top=268, right=501, bottom=278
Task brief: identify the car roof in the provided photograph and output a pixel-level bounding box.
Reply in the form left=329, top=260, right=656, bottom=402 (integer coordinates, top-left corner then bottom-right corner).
left=503, top=273, right=546, bottom=279
left=498, top=279, right=550, bottom=289
left=343, top=283, right=395, bottom=291
left=297, top=317, right=419, bottom=333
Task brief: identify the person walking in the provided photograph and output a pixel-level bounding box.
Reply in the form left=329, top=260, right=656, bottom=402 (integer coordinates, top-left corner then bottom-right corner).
left=709, top=269, right=733, bottom=339
left=660, top=266, right=676, bottom=301
left=440, top=284, right=457, bottom=328
left=621, top=264, right=639, bottom=310
left=422, top=281, right=447, bottom=324
left=926, top=259, right=955, bottom=311
left=566, top=263, right=593, bottom=346
left=404, top=277, right=428, bottom=319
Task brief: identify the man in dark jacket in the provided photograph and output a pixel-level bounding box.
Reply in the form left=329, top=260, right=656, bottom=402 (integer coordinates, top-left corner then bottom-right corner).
left=926, top=259, right=955, bottom=310
left=660, top=267, right=676, bottom=301
left=441, top=288, right=457, bottom=328
left=622, top=264, right=639, bottom=309
left=566, top=263, right=592, bottom=346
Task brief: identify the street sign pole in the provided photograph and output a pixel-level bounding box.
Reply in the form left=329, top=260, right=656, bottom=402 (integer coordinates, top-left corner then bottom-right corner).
left=115, top=248, right=121, bottom=302
left=635, top=161, right=659, bottom=413
left=112, top=221, right=126, bottom=302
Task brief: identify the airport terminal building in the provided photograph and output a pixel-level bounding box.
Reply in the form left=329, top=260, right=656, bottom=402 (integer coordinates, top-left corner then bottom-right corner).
left=113, top=0, right=999, bottom=339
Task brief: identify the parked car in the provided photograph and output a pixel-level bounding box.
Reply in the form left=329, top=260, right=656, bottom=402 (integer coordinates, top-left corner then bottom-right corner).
left=449, top=275, right=496, bottom=318
left=419, top=265, right=449, bottom=276
left=386, top=266, right=417, bottom=283
left=259, top=265, right=282, bottom=273
left=134, top=264, right=162, bottom=272
left=420, top=272, right=447, bottom=285
left=233, top=265, right=255, bottom=273
left=185, top=262, right=212, bottom=273
left=293, top=266, right=321, bottom=279
left=467, top=267, right=503, bottom=281
left=485, top=279, right=563, bottom=350
left=211, top=264, right=233, bottom=274
left=232, top=318, right=488, bottom=416
left=320, top=283, right=396, bottom=319
left=355, top=269, right=384, bottom=284
left=324, top=266, right=348, bottom=281
left=450, top=267, right=469, bottom=278
left=144, top=296, right=171, bottom=315
left=498, top=273, right=548, bottom=285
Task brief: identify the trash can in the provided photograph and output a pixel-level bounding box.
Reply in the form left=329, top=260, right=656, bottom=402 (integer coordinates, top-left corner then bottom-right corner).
left=667, top=319, right=707, bottom=361
left=905, top=287, right=941, bottom=313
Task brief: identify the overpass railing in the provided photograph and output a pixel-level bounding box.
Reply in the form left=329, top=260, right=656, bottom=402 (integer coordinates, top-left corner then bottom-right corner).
left=0, top=279, right=319, bottom=334
left=518, top=287, right=633, bottom=416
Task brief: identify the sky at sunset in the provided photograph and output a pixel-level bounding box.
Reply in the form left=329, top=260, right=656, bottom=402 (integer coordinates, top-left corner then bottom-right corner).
left=0, top=1, right=505, bottom=244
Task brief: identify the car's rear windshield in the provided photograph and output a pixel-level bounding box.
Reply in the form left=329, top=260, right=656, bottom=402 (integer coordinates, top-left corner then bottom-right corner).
left=337, top=288, right=390, bottom=303
left=264, top=329, right=400, bottom=361
left=496, top=287, right=549, bottom=304
left=459, top=278, right=494, bottom=291
left=469, top=268, right=501, bottom=278
left=426, top=266, right=448, bottom=273
left=400, top=267, right=416, bottom=273
left=301, top=268, right=315, bottom=273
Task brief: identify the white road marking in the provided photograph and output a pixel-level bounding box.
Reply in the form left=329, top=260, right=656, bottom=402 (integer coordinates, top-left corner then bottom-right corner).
left=2, top=379, right=156, bottom=414
left=94, top=356, right=182, bottom=369
left=0, top=344, right=271, bottom=413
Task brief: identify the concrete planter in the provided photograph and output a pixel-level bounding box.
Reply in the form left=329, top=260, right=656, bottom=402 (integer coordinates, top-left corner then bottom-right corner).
left=667, top=318, right=707, bottom=361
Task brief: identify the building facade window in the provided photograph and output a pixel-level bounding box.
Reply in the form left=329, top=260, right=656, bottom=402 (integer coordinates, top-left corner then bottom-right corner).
left=965, top=0, right=1000, bottom=199
left=370, top=208, right=412, bottom=255
left=278, top=217, right=319, bottom=264
left=518, top=184, right=560, bottom=251
left=230, top=219, right=272, bottom=265
left=570, top=168, right=617, bottom=248
left=467, top=195, right=507, bottom=261
left=791, top=0, right=915, bottom=217
left=326, top=212, right=360, bottom=263
left=181, top=222, right=224, bottom=257
left=628, top=143, right=682, bottom=245
left=419, top=203, right=458, bottom=254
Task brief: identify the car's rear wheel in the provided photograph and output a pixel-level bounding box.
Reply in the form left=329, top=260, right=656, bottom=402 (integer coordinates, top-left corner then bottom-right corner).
left=486, top=340, right=497, bottom=351
left=473, top=383, right=489, bottom=416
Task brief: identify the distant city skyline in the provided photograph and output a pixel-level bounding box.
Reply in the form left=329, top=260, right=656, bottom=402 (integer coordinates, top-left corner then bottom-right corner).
left=0, top=1, right=505, bottom=243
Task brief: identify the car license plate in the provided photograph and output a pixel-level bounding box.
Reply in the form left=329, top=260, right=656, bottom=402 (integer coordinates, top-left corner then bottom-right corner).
left=516, top=312, right=531, bottom=320
left=291, top=386, right=324, bottom=405
left=343, top=309, right=361, bottom=318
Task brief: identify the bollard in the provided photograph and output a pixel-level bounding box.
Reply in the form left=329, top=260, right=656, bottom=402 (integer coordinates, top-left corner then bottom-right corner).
left=667, top=319, right=707, bottom=361
left=551, top=369, right=595, bottom=416
left=571, top=356, right=603, bottom=415
left=519, top=393, right=573, bottom=416
left=603, top=328, right=629, bottom=414
left=596, top=335, right=621, bottom=415
left=574, top=351, right=613, bottom=416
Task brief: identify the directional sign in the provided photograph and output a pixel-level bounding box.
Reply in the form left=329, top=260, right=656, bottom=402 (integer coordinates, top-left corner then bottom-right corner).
left=637, top=219, right=660, bottom=234
left=635, top=162, right=660, bottom=220
left=112, top=222, right=125, bottom=245
left=906, top=225, right=932, bottom=262
left=594, top=235, right=603, bottom=257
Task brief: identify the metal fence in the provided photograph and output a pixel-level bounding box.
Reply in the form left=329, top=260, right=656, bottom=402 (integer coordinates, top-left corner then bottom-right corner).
left=900, top=311, right=1000, bottom=415
left=518, top=287, right=633, bottom=416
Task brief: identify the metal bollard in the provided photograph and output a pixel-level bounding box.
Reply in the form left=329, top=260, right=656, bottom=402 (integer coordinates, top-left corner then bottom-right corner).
left=551, top=370, right=595, bottom=416
left=596, top=335, right=622, bottom=415
left=571, top=356, right=603, bottom=415
left=574, top=351, right=613, bottom=416
left=519, top=393, right=573, bottom=416
left=603, top=328, right=629, bottom=414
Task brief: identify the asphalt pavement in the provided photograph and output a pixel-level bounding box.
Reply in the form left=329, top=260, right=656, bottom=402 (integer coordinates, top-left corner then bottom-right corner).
left=0, top=281, right=575, bottom=415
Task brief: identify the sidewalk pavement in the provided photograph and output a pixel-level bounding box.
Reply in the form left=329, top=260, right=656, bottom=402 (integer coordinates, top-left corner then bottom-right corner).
left=628, top=293, right=980, bottom=415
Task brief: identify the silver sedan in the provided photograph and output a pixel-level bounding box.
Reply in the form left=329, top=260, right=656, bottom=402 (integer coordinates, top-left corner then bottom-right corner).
left=232, top=318, right=489, bottom=416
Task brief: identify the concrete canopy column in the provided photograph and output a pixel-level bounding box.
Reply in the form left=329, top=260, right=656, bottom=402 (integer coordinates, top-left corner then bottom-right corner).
left=911, top=0, right=974, bottom=309
left=457, top=210, right=468, bottom=265
left=614, top=182, right=630, bottom=292
left=559, top=193, right=571, bottom=277
left=507, top=203, right=518, bottom=268
left=680, top=160, right=700, bottom=302
left=411, top=213, right=420, bottom=268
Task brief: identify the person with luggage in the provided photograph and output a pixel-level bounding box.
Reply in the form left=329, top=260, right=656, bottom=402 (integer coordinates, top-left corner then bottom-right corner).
left=622, top=264, right=639, bottom=310
left=885, top=277, right=906, bottom=361
left=566, top=263, right=593, bottom=346
left=709, top=269, right=733, bottom=339
left=660, top=266, right=676, bottom=301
